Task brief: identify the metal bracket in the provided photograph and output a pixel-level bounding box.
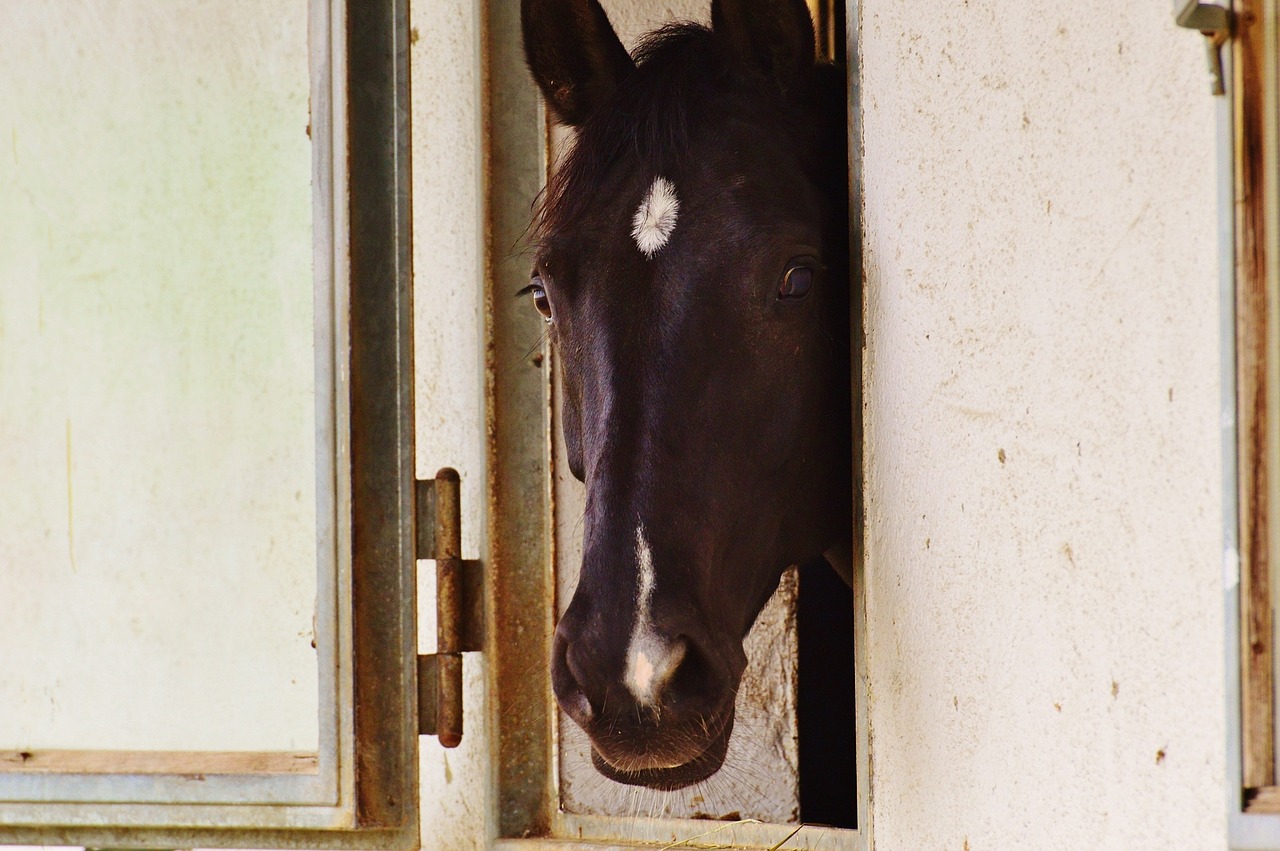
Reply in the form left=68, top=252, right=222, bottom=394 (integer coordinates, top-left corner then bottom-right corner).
left=415, top=469, right=484, bottom=747
left=1174, top=1, right=1233, bottom=95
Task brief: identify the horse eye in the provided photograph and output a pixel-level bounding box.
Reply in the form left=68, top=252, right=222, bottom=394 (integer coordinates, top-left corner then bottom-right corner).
left=778, top=265, right=814, bottom=300
left=522, top=276, right=553, bottom=322
left=529, top=289, right=550, bottom=322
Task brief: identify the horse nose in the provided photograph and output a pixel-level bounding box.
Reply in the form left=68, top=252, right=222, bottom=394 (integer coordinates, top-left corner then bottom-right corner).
left=551, top=613, right=722, bottom=723
left=623, top=633, right=687, bottom=708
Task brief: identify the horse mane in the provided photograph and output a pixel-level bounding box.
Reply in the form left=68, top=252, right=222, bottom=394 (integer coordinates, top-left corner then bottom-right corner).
left=532, top=23, right=723, bottom=247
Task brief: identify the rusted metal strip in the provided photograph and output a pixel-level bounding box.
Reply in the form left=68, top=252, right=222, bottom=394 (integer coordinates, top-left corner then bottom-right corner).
left=484, top=0, right=557, bottom=837
left=347, top=0, right=418, bottom=832
left=1233, top=0, right=1277, bottom=793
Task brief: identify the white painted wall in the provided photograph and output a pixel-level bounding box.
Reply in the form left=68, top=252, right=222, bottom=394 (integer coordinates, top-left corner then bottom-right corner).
left=410, top=0, right=491, bottom=847
left=858, top=2, right=1226, bottom=848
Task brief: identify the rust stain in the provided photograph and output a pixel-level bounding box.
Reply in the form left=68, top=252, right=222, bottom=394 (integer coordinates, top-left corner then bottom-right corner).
left=65, top=418, right=77, bottom=572
left=1155, top=748, right=1166, bottom=765
left=1235, top=0, right=1276, bottom=790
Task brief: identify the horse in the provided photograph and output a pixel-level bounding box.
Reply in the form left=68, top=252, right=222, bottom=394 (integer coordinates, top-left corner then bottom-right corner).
left=521, top=0, right=852, bottom=791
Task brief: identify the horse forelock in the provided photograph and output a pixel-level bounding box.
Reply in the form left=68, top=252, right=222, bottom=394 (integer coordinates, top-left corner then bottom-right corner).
left=532, top=24, right=709, bottom=245
left=535, top=23, right=834, bottom=252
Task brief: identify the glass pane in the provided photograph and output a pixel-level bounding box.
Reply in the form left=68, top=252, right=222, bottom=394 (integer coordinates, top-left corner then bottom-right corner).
left=0, top=2, right=320, bottom=756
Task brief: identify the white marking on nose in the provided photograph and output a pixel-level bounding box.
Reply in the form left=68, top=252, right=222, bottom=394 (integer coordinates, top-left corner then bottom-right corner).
left=624, top=524, right=685, bottom=706
left=631, top=177, right=679, bottom=258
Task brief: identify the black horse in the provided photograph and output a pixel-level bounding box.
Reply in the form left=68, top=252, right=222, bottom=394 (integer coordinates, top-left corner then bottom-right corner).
left=522, top=0, right=851, bottom=790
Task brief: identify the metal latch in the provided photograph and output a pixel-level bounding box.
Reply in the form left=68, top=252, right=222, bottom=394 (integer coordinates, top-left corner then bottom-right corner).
left=415, top=468, right=483, bottom=747
left=1174, top=1, right=1233, bottom=96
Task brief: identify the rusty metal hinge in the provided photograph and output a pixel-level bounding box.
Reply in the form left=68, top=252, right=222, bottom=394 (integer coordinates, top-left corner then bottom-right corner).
left=415, top=468, right=484, bottom=747
left=1174, top=1, right=1233, bottom=96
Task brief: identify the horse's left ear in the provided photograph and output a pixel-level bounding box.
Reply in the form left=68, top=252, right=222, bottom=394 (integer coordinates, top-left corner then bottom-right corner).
left=711, top=0, right=816, bottom=92
left=522, top=0, right=635, bottom=127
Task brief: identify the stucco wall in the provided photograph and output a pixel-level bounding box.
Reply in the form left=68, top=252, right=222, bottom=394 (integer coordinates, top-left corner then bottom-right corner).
left=858, top=2, right=1226, bottom=848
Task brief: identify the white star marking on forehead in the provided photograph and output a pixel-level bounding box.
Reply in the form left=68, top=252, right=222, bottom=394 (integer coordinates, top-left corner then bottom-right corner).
left=631, top=177, right=679, bottom=258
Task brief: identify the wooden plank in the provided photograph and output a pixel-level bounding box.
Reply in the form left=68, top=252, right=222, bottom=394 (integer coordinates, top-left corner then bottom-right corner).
left=1245, top=785, right=1280, bottom=814
left=0, top=750, right=319, bottom=775
left=1234, top=0, right=1279, bottom=792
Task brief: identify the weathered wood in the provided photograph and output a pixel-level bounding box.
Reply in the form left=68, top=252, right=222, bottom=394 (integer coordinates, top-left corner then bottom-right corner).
left=0, top=750, right=318, bottom=775
left=1234, top=0, right=1278, bottom=792
left=1245, top=785, right=1280, bottom=813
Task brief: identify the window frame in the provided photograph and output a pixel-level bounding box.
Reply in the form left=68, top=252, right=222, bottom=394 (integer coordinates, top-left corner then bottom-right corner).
left=1230, top=0, right=1280, bottom=843
left=0, top=0, right=419, bottom=845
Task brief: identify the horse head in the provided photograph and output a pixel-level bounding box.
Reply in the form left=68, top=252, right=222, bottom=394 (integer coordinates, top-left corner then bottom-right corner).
left=522, top=0, right=851, bottom=790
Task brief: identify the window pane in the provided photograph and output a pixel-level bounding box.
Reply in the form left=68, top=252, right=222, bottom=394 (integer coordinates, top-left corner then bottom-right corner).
left=0, top=1, right=319, bottom=755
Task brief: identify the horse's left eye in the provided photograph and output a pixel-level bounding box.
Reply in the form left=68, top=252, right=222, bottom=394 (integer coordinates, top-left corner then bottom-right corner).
left=778, top=264, right=815, bottom=300
left=531, top=285, right=553, bottom=321
left=520, top=276, right=554, bottom=322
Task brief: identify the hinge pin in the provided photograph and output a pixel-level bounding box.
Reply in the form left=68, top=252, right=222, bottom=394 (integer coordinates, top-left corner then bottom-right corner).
left=433, top=468, right=464, bottom=747
left=416, top=469, right=482, bottom=744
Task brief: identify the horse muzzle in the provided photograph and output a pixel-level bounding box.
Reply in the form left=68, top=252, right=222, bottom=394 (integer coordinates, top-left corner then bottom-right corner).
left=588, top=707, right=735, bottom=790
left=551, top=607, right=746, bottom=790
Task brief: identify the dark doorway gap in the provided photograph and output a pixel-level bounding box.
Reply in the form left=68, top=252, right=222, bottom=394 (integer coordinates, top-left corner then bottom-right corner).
left=796, top=556, right=857, bottom=829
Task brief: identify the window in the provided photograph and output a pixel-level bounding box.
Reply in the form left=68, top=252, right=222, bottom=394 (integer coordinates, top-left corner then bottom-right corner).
left=0, top=1, right=419, bottom=846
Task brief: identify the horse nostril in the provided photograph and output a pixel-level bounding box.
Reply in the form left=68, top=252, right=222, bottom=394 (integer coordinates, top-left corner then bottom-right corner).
left=551, top=632, right=596, bottom=724
left=664, top=634, right=728, bottom=709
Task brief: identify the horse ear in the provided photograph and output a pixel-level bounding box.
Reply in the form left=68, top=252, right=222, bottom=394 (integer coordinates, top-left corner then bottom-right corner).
left=711, top=0, right=816, bottom=92
left=521, top=0, right=635, bottom=127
